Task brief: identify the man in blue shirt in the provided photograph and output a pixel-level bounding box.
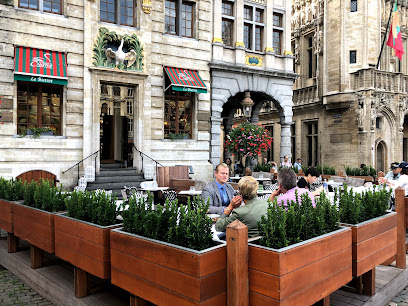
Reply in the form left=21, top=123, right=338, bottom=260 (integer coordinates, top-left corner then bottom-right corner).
left=293, top=158, right=302, bottom=171
left=385, top=162, right=402, bottom=181
left=201, top=163, right=243, bottom=214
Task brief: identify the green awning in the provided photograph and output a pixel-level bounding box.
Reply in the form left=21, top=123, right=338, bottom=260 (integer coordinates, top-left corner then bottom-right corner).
left=164, top=66, right=207, bottom=93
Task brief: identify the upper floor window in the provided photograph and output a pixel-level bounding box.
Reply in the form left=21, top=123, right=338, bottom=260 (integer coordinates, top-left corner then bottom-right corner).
left=19, top=0, right=62, bottom=14
left=222, top=0, right=235, bottom=46
left=350, top=50, right=357, bottom=64
left=351, top=0, right=357, bottom=12
left=100, top=0, right=136, bottom=26
left=272, top=12, right=283, bottom=55
left=244, top=5, right=264, bottom=51
left=165, top=0, right=195, bottom=38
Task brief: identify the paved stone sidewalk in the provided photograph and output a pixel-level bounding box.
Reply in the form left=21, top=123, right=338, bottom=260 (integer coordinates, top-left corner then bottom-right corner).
left=0, top=265, right=54, bottom=306
left=391, top=286, right=408, bottom=306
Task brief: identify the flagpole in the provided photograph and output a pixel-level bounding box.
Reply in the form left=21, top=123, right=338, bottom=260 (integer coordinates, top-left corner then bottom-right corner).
left=376, top=1, right=395, bottom=69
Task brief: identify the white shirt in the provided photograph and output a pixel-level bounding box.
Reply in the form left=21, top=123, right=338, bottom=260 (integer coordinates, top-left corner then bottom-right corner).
left=388, top=174, right=408, bottom=195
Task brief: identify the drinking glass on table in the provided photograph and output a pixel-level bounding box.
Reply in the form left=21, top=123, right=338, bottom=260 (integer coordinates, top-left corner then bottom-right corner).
left=190, top=186, right=195, bottom=192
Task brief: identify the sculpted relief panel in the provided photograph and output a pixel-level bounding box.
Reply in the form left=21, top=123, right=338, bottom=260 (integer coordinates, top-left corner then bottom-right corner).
left=292, top=0, right=323, bottom=31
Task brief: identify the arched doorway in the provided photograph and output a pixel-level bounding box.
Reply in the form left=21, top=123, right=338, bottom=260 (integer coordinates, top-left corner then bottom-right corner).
left=16, top=170, right=57, bottom=186
left=376, top=141, right=387, bottom=172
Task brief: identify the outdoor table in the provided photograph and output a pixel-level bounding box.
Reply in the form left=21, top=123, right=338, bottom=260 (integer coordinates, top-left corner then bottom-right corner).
left=139, top=187, right=169, bottom=192
left=178, top=190, right=202, bottom=196
left=257, top=190, right=273, bottom=195
left=230, top=176, right=271, bottom=183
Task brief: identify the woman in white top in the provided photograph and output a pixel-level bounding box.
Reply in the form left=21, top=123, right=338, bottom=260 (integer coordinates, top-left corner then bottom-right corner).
left=379, top=162, right=408, bottom=195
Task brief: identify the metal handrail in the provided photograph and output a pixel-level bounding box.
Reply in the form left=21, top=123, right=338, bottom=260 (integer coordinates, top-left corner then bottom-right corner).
left=133, top=144, right=163, bottom=175
left=62, top=150, right=100, bottom=181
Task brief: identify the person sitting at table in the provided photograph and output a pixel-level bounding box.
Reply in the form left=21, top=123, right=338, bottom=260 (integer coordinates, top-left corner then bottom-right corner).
left=379, top=162, right=408, bottom=195
left=225, top=157, right=234, bottom=176
left=215, top=176, right=268, bottom=237
left=280, top=155, right=292, bottom=168
left=269, top=168, right=315, bottom=208
left=201, top=163, right=242, bottom=214
left=384, top=162, right=402, bottom=181
left=297, top=167, right=320, bottom=191
left=293, top=158, right=302, bottom=171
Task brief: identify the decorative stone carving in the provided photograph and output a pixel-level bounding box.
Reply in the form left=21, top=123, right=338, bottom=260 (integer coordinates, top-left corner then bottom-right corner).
left=142, top=0, right=151, bottom=14
left=294, top=42, right=300, bottom=64
left=92, top=27, right=144, bottom=71
left=399, top=97, right=407, bottom=132
left=313, top=29, right=322, bottom=54
left=356, top=92, right=365, bottom=132
left=370, top=101, right=377, bottom=132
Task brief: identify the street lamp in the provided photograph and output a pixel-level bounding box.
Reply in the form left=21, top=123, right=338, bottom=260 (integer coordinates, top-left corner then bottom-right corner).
left=241, top=91, right=254, bottom=120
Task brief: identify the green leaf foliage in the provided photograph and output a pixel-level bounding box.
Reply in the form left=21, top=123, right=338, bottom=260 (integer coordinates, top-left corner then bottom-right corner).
left=23, top=179, right=66, bottom=212
left=0, top=178, right=26, bottom=201
left=254, top=163, right=272, bottom=172
left=258, top=190, right=340, bottom=249
left=122, top=195, right=213, bottom=251
left=338, top=184, right=392, bottom=224
left=344, top=165, right=376, bottom=176
left=65, top=190, right=119, bottom=226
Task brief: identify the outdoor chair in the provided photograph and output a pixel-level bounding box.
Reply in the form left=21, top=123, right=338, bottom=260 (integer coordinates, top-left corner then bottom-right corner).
left=162, top=190, right=177, bottom=202
left=310, top=177, right=323, bottom=192
left=264, top=183, right=278, bottom=192
left=194, top=178, right=208, bottom=191
left=252, top=172, right=260, bottom=178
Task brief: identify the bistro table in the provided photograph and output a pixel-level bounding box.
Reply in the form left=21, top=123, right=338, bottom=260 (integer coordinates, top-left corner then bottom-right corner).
left=139, top=186, right=169, bottom=204
left=178, top=190, right=202, bottom=196
left=230, top=176, right=272, bottom=183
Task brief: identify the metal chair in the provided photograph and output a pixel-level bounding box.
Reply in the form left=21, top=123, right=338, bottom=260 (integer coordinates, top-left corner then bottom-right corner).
left=162, top=190, right=177, bottom=202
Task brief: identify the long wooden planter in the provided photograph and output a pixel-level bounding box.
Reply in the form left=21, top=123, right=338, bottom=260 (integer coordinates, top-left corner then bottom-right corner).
left=13, top=202, right=57, bottom=254
left=248, top=227, right=352, bottom=305
left=343, top=212, right=397, bottom=277
left=110, top=229, right=227, bottom=305
left=54, top=213, right=120, bottom=279
left=0, top=199, right=14, bottom=233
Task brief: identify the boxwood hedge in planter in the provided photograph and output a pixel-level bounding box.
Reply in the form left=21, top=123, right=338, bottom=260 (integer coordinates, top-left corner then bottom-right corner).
left=55, top=190, right=121, bottom=280
left=0, top=178, right=26, bottom=234
left=13, top=179, right=67, bottom=254
left=338, top=185, right=396, bottom=277
left=249, top=192, right=352, bottom=305
left=111, top=196, right=227, bottom=305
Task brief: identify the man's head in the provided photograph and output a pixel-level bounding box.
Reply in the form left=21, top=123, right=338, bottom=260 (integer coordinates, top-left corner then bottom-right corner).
left=215, top=163, right=229, bottom=184
left=297, top=158, right=301, bottom=163
left=399, top=162, right=408, bottom=175
left=305, top=167, right=320, bottom=184
left=283, top=155, right=289, bottom=162
left=391, top=162, right=401, bottom=175
left=263, top=157, right=267, bottom=163
left=277, top=168, right=297, bottom=192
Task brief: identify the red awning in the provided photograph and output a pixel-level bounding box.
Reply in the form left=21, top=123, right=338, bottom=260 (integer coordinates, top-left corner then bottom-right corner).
left=164, top=66, right=207, bottom=93
left=14, top=46, right=68, bottom=84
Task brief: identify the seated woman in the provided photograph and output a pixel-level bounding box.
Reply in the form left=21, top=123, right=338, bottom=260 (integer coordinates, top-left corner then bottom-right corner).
left=379, top=162, right=408, bottom=195
left=215, top=176, right=268, bottom=237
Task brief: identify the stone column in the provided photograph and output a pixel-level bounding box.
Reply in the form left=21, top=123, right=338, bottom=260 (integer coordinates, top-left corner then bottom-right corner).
left=250, top=101, right=264, bottom=124
left=210, top=116, right=223, bottom=168
left=235, top=0, right=245, bottom=65
left=279, top=105, right=293, bottom=163
left=212, top=0, right=224, bottom=62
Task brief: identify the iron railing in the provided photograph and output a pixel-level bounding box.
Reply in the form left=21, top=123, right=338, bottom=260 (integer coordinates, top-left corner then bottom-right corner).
left=133, top=144, right=163, bottom=175
left=62, top=150, right=100, bottom=182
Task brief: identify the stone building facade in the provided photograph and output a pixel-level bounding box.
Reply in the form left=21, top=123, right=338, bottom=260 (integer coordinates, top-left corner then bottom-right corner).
left=258, top=0, right=408, bottom=172
left=210, top=0, right=296, bottom=166
left=0, top=0, right=214, bottom=185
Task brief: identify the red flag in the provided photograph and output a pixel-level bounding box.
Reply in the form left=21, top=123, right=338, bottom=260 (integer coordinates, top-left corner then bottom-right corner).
left=387, top=1, right=404, bottom=60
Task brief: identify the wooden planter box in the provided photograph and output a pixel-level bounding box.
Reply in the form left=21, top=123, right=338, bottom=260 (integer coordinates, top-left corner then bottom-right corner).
left=54, top=213, right=120, bottom=279
left=248, top=227, right=352, bottom=305
left=13, top=202, right=57, bottom=254
left=110, top=229, right=227, bottom=305
left=0, top=199, right=14, bottom=233
left=342, top=212, right=397, bottom=277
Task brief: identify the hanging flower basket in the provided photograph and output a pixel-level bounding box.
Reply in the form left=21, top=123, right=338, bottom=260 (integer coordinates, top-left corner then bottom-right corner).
left=224, top=122, right=272, bottom=159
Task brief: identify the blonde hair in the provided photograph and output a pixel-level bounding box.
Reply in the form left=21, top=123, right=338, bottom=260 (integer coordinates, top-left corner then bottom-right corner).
left=215, top=163, right=229, bottom=172
left=238, top=176, right=258, bottom=200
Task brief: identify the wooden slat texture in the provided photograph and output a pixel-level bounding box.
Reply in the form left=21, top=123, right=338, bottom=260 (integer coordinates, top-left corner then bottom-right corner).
left=31, top=245, right=43, bottom=269
left=395, top=187, right=406, bottom=269
left=353, top=241, right=397, bottom=277
left=156, top=166, right=189, bottom=188
left=0, top=199, right=14, bottom=233
left=352, top=228, right=397, bottom=261
left=361, top=269, right=375, bottom=296
left=111, top=267, right=226, bottom=306
left=7, top=233, right=18, bottom=253
left=74, top=267, right=88, bottom=298
left=249, top=228, right=351, bottom=276
left=16, top=170, right=57, bottom=186
left=170, top=179, right=195, bottom=193
left=351, top=212, right=397, bottom=244
left=13, top=203, right=54, bottom=228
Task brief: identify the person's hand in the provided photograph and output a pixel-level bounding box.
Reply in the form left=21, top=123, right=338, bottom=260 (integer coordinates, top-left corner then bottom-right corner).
left=269, top=186, right=282, bottom=201
left=378, top=177, right=387, bottom=184
left=230, top=195, right=243, bottom=208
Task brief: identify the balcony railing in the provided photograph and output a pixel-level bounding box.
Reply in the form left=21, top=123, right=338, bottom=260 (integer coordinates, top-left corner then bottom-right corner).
left=352, top=68, right=408, bottom=93
left=293, top=85, right=317, bottom=106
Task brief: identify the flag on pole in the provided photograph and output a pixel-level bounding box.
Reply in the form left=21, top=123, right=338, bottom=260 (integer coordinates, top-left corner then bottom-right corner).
left=387, top=0, right=404, bottom=60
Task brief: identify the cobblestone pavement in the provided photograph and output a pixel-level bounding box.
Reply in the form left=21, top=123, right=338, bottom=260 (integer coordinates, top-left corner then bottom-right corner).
left=0, top=265, right=54, bottom=306
left=391, top=286, right=408, bottom=306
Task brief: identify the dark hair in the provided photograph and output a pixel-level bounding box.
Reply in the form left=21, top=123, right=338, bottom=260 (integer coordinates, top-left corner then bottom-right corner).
left=402, top=168, right=408, bottom=175
left=277, top=168, right=297, bottom=191
left=305, top=167, right=320, bottom=177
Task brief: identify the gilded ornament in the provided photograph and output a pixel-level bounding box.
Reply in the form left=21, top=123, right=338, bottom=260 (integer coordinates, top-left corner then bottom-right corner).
left=235, top=42, right=245, bottom=48
left=265, top=47, right=275, bottom=53
left=245, top=55, right=263, bottom=67
left=213, top=38, right=224, bottom=44
left=284, top=50, right=294, bottom=56
left=142, top=0, right=152, bottom=14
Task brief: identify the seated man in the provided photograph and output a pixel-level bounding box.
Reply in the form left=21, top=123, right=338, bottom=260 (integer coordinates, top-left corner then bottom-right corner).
left=215, top=176, right=268, bottom=237
left=201, top=163, right=242, bottom=214
left=297, top=167, right=320, bottom=193
left=293, top=158, right=302, bottom=171
left=384, top=162, right=401, bottom=181
left=280, top=155, right=292, bottom=168
left=269, top=168, right=315, bottom=207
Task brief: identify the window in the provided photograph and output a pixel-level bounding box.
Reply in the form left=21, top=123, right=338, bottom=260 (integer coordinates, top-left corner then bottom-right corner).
left=165, top=0, right=195, bottom=37
left=127, top=100, right=133, bottom=115
left=222, top=0, right=235, bottom=46
left=376, top=117, right=382, bottom=129
left=17, top=83, right=62, bottom=135
left=291, top=124, right=296, bottom=161
left=164, top=88, right=193, bottom=139
left=100, top=0, right=136, bottom=26
left=19, top=0, right=62, bottom=14
left=351, top=0, right=357, bottom=12
left=306, top=121, right=318, bottom=166
left=272, top=12, right=283, bottom=55
left=243, top=5, right=265, bottom=51
left=308, top=37, right=313, bottom=78
left=350, top=50, right=357, bottom=64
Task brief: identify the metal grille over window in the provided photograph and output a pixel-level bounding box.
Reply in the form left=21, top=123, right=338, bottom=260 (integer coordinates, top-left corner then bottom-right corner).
left=351, top=0, right=357, bottom=12
left=350, top=51, right=357, bottom=64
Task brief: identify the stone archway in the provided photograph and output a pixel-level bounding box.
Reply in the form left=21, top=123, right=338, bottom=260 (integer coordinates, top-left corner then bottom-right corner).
left=210, top=68, right=294, bottom=167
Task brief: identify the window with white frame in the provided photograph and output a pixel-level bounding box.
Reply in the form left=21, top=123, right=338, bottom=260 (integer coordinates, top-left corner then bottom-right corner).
left=272, top=12, right=283, bottom=55
left=243, top=4, right=265, bottom=52
left=19, top=0, right=62, bottom=14
left=222, top=0, right=235, bottom=46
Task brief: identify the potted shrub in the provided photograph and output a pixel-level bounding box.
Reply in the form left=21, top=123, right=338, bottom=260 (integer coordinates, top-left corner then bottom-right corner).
left=54, top=190, right=121, bottom=280
left=0, top=178, right=25, bottom=252
left=249, top=192, right=352, bottom=305
left=13, top=180, right=66, bottom=257
left=338, top=185, right=395, bottom=279
left=110, top=196, right=227, bottom=305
